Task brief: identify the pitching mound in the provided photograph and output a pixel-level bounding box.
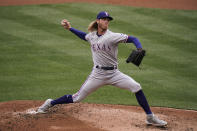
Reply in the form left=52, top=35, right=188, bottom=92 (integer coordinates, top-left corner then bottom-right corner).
left=0, top=101, right=197, bottom=131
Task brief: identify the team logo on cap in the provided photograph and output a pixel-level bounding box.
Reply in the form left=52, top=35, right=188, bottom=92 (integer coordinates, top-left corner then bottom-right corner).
left=105, top=12, right=109, bottom=16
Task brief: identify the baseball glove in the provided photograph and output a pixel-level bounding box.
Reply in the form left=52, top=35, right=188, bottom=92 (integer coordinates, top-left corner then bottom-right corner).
left=126, top=49, right=146, bottom=67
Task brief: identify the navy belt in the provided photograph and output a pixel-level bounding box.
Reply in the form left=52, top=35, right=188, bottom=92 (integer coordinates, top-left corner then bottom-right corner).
left=96, top=65, right=117, bottom=70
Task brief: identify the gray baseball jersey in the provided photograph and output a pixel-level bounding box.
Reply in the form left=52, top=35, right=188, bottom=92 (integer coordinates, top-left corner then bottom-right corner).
left=85, top=30, right=128, bottom=67
left=72, top=30, right=141, bottom=103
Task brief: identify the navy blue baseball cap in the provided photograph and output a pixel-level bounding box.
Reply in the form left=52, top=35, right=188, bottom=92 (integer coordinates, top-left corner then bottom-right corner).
left=97, top=11, right=113, bottom=21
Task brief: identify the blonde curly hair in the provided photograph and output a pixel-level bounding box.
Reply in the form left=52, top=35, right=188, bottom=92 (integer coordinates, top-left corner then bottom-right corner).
left=88, top=20, right=98, bottom=32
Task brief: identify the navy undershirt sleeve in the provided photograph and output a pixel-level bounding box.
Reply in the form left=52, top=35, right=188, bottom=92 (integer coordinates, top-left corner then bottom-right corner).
left=69, top=27, right=87, bottom=41
left=126, top=36, right=142, bottom=49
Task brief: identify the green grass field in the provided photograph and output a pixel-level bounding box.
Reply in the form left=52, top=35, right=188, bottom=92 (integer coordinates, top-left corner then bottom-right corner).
left=0, top=3, right=197, bottom=110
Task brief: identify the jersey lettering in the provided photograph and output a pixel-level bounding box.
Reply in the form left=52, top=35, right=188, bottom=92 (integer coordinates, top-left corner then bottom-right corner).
left=86, top=30, right=127, bottom=66
left=102, top=44, right=106, bottom=51
left=97, top=44, right=101, bottom=50
left=91, top=43, right=111, bottom=52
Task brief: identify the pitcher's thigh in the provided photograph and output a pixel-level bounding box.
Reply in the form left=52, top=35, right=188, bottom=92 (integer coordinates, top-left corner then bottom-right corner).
left=72, top=78, right=105, bottom=103
left=112, top=72, right=142, bottom=93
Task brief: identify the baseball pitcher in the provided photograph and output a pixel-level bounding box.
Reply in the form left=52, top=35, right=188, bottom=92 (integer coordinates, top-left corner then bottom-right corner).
left=37, top=11, right=167, bottom=127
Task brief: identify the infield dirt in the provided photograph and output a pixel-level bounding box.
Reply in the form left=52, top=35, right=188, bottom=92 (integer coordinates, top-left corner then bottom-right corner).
left=0, top=100, right=197, bottom=131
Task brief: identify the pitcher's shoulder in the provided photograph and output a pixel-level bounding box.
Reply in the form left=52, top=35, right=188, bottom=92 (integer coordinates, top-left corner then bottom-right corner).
left=87, top=31, right=97, bottom=36
left=86, top=31, right=97, bottom=40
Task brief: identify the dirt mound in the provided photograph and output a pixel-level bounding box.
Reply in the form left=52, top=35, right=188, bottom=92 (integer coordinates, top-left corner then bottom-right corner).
left=0, top=101, right=197, bottom=131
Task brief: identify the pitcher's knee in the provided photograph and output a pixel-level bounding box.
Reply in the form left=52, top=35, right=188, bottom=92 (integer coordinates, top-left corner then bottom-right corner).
left=132, top=83, right=142, bottom=93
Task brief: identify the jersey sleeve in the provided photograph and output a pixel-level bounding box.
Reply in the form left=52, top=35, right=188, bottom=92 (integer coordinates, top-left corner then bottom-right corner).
left=112, top=33, right=128, bottom=44
left=126, top=36, right=142, bottom=49
left=85, top=33, right=90, bottom=41
left=69, top=28, right=87, bottom=41
left=85, top=31, right=96, bottom=42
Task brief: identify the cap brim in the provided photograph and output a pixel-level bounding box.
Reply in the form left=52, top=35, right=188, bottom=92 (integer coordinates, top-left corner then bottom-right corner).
left=103, top=16, right=113, bottom=21
left=108, top=16, right=113, bottom=21
left=98, top=16, right=113, bottom=21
